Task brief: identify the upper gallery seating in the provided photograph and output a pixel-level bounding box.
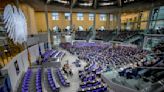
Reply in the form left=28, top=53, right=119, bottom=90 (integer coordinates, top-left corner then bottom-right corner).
left=95, top=30, right=116, bottom=41
left=75, top=31, right=90, bottom=40
left=113, top=31, right=140, bottom=42
left=153, top=42, right=164, bottom=53
left=118, top=56, right=163, bottom=79
left=116, top=55, right=164, bottom=91
left=147, top=28, right=164, bottom=34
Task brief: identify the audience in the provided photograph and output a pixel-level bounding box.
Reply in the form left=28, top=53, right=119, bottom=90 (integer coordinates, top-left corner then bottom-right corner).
left=95, top=30, right=115, bottom=41
left=153, top=42, right=164, bottom=53
left=113, top=31, right=140, bottom=42
left=75, top=31, right=90, bottom=40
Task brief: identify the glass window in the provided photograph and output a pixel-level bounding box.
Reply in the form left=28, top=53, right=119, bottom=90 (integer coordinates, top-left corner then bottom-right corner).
left=157, top=7, right=164, bottom=20
left=155, top=20, right=164, bottom=29
left=149, top=6, right=164, bottom=31
left=100, top=14, right=106, bottom=21
left=65, top=13, right=70, bottom=20
left=52, top=13, right=59, bottom=20
left=77, top=13, right=84, bottom=21
left=89, top=13, right=94, bottom=21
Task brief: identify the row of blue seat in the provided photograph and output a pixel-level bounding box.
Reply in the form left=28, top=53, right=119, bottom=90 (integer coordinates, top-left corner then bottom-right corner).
left=78, top=70, right=108, bottom=91
left=47, top=68, right=60, bottom=92
left=56, top=69, right=70, bottom=87
left=85, top=61, right=96, bottom=72
left=80, top=74, right=96, bottom=82
left=79, top=83, right=108, bottom=92
left=22, top=69, right=32, bottom=92
left=35, top=68, right=42, bottom=92
left=42, top=50, right=65, bottom=63
left=80, top=81, right=101, bottom=88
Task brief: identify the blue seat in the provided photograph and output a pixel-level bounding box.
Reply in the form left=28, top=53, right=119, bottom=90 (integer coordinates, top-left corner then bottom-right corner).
left=103, top=87, right=107, bottom=91
left=87, top=84, right=92, bottom=87
left=97, top=88, right=104, bottom=92
left=81, top=85, right=86, bottom=88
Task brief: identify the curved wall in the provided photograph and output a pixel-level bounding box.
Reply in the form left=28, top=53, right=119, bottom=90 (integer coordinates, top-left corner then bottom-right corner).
left=1, top=42, right=50, bottom=92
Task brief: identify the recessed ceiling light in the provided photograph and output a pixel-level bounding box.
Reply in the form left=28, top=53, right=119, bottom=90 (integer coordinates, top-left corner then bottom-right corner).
left=99, top=2, right=114, bottom=6
left=79, top=3, right=93, bottom=6
left=54, top=0, right=69, bottom=4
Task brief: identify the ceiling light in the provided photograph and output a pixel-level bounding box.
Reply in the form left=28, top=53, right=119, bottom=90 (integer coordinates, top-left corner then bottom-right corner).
left=99, top=2, right=114, bottom=6
left=79, top=3, right=92, bottom=6
left=54, top=0, right=69, bottom=4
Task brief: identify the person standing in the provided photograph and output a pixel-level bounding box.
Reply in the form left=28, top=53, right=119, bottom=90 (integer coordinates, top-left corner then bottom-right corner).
left=69, top=69, right=73, bottom=76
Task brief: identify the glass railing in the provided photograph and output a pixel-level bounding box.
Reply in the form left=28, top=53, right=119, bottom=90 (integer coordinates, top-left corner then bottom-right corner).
left=107, top=53, right=164, bottom=91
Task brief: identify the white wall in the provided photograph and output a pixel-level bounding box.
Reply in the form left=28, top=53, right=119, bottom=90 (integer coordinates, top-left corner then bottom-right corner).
left=40, top=42, right=45, bottom=54
left=29, top=44, right=39, bottom=63
left=7, top=52, right=26, bottom=92
left=21, top=50, right=29, bottom=72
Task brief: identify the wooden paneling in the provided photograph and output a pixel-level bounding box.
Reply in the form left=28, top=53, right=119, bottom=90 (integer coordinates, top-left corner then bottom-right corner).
left=20, top=4, right=38, bottom=35
left=35, top=12, right=47, bottom=32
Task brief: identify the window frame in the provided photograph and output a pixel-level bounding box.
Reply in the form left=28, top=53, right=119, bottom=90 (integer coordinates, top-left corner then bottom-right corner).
left=65, top=13, right=71, bottom=20
left=89, top=13, right=94, bottom=21
left=77, top=13, right=84, bottom=21
left=99, top=14, right=107, bottom=21
left=52, top=13, right=59, bottom=20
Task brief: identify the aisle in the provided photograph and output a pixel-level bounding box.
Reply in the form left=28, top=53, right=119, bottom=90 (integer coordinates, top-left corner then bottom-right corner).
left=59, top=49, right=87, bottom=92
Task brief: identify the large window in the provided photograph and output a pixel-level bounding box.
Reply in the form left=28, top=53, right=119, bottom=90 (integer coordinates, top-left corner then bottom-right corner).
left=89, top=13, right=94, bottom=21
left=52, top=13, right=59, bottom=20
left=158, top=7, right=164, bottom=20
left=100, top=14, right=106, bottom=21
left=121, top=11, right=149, bottom=30
left=65, top=13, right=70, bottom=20
left=77, top=13, right=84, bottom=21
left=149, top=6, right=164, bottom=32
